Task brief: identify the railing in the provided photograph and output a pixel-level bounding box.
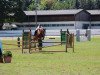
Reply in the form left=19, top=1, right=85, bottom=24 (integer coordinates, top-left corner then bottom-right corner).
left=0, top=29, right=100, bottom=37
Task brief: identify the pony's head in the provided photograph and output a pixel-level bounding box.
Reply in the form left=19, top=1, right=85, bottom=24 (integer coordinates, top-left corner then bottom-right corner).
left=34, top=28, right=46, bottom=40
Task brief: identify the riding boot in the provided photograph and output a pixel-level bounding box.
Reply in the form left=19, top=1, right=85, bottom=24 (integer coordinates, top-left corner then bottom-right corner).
left=38, top=39, right=42, bottom=51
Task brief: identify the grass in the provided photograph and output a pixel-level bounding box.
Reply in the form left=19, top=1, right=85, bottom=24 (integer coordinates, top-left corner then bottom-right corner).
left=0, top=36, right=100, bottom=75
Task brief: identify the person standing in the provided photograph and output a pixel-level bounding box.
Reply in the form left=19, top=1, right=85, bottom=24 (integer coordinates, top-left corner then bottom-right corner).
left=0, top=40, right=3, bottom=63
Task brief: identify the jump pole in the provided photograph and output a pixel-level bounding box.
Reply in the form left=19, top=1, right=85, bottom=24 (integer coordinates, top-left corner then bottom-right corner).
left=65, top=33, right=74, bottom=52
left=65, top=33, right=68, bottom=52
left=60, top=29, right=62, bottom=45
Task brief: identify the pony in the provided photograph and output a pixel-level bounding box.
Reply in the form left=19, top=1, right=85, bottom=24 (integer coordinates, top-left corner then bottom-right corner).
left=32, top=28, right=46, bottom=51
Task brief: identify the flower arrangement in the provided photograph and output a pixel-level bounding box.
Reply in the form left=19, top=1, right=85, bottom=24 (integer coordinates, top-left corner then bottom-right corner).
left=3, top=51, right=12, bottom=63
left=3, top=51, right=12, bottom=57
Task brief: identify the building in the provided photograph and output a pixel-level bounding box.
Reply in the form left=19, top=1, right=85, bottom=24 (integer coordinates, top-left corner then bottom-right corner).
left=13, top=9, right=100, bottom=30
left=87, top=10, right=100, bottom=29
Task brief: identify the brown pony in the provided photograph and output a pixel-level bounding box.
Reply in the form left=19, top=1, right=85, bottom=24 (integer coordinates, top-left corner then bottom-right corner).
left=32, top=28, right=46, bottom=50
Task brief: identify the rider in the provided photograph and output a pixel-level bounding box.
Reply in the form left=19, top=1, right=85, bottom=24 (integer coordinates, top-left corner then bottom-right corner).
left=67, top=29, right=70, bottom=35
left=36, top=25, right=43, bottom=30
left=34, top=25, right=43, bottom=36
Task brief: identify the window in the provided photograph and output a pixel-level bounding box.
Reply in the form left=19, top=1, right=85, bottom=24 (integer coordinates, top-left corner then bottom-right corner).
left=91, top=24, right=100, bottom=26
left=82, top=24, right=89, bottom=29
left=70, top=24, right=74, bottom=26
left=52, top=24, right=56, bottom=27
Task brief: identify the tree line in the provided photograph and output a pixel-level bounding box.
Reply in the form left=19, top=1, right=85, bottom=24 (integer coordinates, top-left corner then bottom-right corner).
left=0, top=0, right=100, bottom=17
left=0, top=0, right=100, bottom=29
left=27, top=0, right=100, bottom=10
left=0, top=0, right=100, bottom=22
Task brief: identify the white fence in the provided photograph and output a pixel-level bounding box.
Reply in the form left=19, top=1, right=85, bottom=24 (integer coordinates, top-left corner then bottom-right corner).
left=0, top=29, right=100, bottom=37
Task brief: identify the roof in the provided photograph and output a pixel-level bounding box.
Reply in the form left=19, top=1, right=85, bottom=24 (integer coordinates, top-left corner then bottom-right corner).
left=24, top=9, right=100, bottom=16
left=87, top=10, right=100, bottom=15
left=24, top=9, right=83, bottom=15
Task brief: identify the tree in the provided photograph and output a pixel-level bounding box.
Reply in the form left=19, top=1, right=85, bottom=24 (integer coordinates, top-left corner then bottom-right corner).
left=95, top=0, right=100, bottom=9
left=75, top=0, right=80, bottom=9
left=22, top=0, right=32, bottom=10
left=0, top=0, right=24, bottom=29
left=14, top=8, right=26, bottom=22
left=52, top=0, right=72, bottom=10
left=28, top=0, right=41, bottom=10
left=27, top=0, right=35, bottom=10
left=38, top=0, right=56, bottom=10
left=79, top=0, right=86, bottom=9
left=45, top=0, right=54, bottom=10
left=0, top=0, right=13, bottom=29
left=87, top=0, right=94, bottom=10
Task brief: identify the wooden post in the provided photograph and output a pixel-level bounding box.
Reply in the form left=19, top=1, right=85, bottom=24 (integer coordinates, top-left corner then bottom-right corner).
left=60, top=29, right=62, bottom=45
left=17, top=37, right=20, bottom=47
left=28, top=30, right=31, bottom=53
left=66, top=33, right=67, bottom=52
left=22, top=29, right=32, bottom=54
left=65, top=33, right=74, bottom=52
left=22, top=30, right=24, bottom=53
left=72, top=33, right=74, bottom=52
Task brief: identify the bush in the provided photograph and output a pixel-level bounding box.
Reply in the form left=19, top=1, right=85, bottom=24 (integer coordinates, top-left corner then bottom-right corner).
left=3, top=51, right=12, bottom=57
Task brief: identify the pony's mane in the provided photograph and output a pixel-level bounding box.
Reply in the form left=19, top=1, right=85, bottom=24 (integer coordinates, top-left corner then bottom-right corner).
left=33, top=28, right=45, bottom=40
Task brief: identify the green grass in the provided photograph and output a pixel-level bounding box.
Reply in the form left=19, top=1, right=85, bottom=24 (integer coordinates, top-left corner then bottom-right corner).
left=0, top=37, right=100, bottom=75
